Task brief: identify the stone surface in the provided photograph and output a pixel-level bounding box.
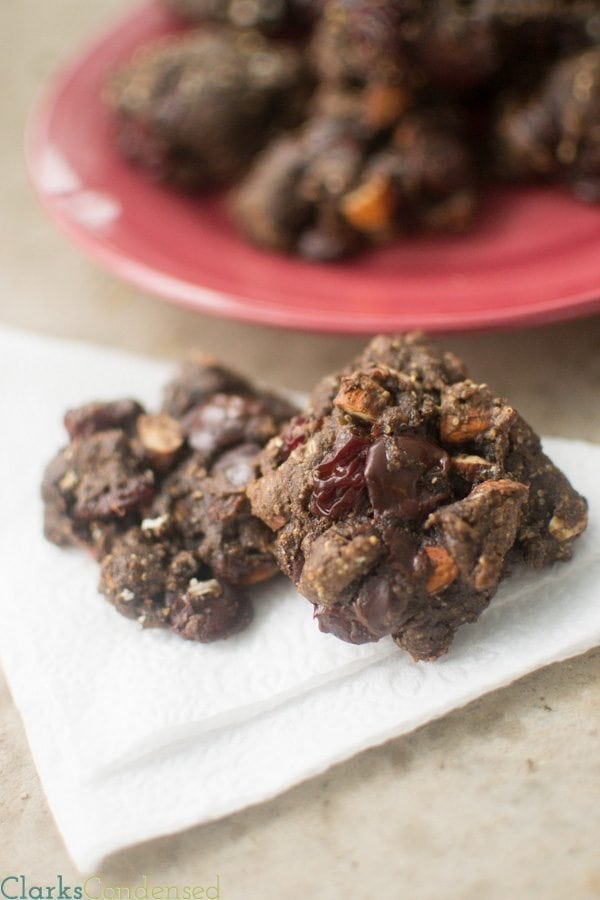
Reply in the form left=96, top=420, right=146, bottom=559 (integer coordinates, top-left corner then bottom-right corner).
left=1, top=0, right=600, bottom=894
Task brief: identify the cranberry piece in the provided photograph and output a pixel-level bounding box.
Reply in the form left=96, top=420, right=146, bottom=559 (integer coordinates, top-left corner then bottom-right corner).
left=365, top=434, right=451, bottom=520
left=281, top=416, right=310, bottom=459
left=311, top=431, right=371, bottom=519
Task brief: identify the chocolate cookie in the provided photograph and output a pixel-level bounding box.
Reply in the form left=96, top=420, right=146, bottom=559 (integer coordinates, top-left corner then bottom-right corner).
left=495, top=46, right=600, bottom=201
left=107, top=28, right=310, bottom=189
left=232, top=110, right=477, bottom=260
left=42, top=355, right=298, bottom=641
left=248, top=334, right=588, bottom=660
left=319, top=0, right=596, bottom=92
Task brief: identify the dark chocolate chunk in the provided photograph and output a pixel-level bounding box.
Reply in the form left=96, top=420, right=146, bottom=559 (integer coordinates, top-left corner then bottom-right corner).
left=364, top=434, right=451, bottom=520
left=181, top=393, right=279, bottom=461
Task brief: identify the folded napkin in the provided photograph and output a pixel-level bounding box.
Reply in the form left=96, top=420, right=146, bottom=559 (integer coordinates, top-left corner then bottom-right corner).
left=1, top=326, right=598, bottom=872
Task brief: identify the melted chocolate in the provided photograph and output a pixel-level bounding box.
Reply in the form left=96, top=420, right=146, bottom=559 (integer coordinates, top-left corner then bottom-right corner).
left=313, top=602, right=376, bottom=644
left=380, top=524, right=419, bottom=572
left=365, top=434, right=451, bottom=520
left=354, top=574, right=411, bottom=638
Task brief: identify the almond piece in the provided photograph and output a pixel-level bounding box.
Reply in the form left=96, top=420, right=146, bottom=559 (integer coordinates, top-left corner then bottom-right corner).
left=424, top=546, right=459, bottom=594
left=440, top=408, right=492, bottom=445
left=363, top=83, right=410, bottom=128
left=548, top=511, right=588, bottom=542
left=334, top=372, right=391, bottom=422
left=451, top=453, right=498, bottom=482
left=137, top=413, right=184, bottom=470
left=341, top=175, right=395, bottom=234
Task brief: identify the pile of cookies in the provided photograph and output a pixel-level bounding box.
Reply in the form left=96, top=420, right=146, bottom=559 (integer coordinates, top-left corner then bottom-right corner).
left=107, top=0, right=600, bottom=260
left=42, top=334, right=588, bottom=660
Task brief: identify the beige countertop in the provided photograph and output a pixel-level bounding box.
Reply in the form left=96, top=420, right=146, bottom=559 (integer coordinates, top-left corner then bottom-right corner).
left=2, top=2, right=600, bottom=895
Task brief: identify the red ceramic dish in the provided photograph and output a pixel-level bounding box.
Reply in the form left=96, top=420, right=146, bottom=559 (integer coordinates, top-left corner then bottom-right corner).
left=26, top=1, right=600, bottom=333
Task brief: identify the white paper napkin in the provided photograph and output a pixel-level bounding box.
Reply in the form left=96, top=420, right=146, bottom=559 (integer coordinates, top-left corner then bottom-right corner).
left=0, top=326, right=598, bottom=873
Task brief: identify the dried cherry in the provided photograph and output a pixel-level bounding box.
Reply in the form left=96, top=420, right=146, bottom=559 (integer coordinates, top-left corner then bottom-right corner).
left=311, top=430, right=371, bottom=519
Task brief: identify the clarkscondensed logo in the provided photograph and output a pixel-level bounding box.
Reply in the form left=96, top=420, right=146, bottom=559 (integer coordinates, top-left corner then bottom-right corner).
left=0, top=878, right=81, bottom=900
left=0, top=877, right=221, bottom=900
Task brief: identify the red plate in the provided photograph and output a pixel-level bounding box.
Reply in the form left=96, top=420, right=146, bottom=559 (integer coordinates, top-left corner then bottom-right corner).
left=26, top=1, right=600, bottom=333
